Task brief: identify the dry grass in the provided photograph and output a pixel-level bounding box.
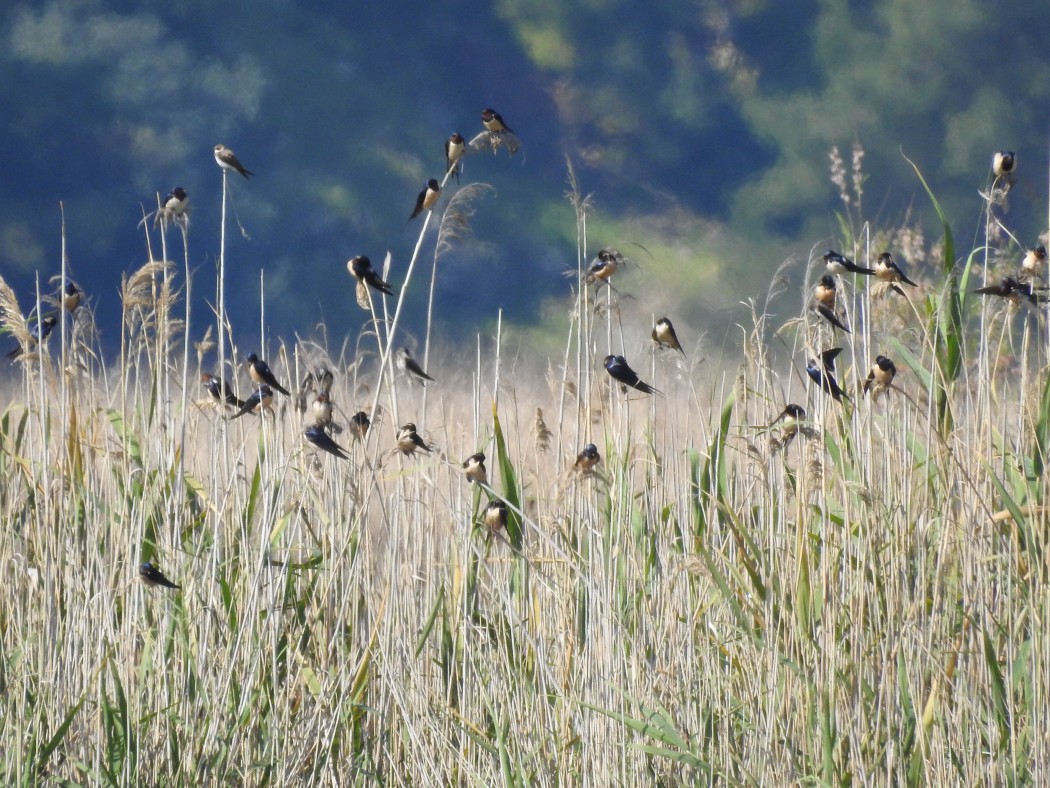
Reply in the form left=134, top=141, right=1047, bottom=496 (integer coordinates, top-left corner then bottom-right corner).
left=1, top=155, right=1048, bottom=787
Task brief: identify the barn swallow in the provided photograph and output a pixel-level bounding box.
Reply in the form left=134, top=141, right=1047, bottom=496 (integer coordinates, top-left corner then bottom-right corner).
left=304, top=424, right=349, bottom=460
left=139, top=562, right=180, bottom=589
left=604, top=354, right=659, bottom=395
left=574, top=443, right=601, bottom=473
left=246, top=353, right=290, bottom=396
left=806, top=347, right=849, bottom=402
left=347, top=255, right=394, bottom=296
left=874, top=252, right=917, bottom=287
left=228, top=385, right=274, bottom=419
left=155, top=186, right=190, bottom=228
left=586, top=248, right=622, bottom=284
left=295, top=366, right=335, bottom=413
left=1020, top=246, right=1047, bottom=281
left=863, top=355, right=897, bottom=397
left=652, top=317, right=685, bottom=354
left=396, top=423, right=431, bottom=455
left=993, top=151, right=1016, bottom=178
left=349, top=411, right=371, bottom=440
left=823, top=250, right=875, bottom=276
left=482, top=108, right=514, bottom=134
left=483, top=498, right=508, bottom=534
left=812, top=276, right=850, bottom=332
left=769, top=404, right=806, bottom=449
left=446, top=132, right=465, bottom=182
left=397, top=347, right=434, bottom=385
left=974, top=276, right=1043, bottom=307
left=312, top=391, right=334, bottom=426
left=62, top=281, right=82, bottom=312
left=408, top=179, right=441, bottom=222
left=7, top=315, right=58, bottom=359
left=201, top=372, right=245, bottom=409
left=213, top=144, right=253, bottom=178
left=463, top=452, right=487, bottom=485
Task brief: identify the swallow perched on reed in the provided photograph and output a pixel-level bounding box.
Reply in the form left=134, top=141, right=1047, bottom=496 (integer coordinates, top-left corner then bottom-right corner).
left=770, top=403, right=806, bottom=449
left=463, top=452, right=487, bottom=485
left=812, top=275, right=850, bottom=333
left=62, top=281, right=82, bottom=312
left=201, top=372, right=245, bottom=409
left=446, top=132, right=465, bottom=182
left=247, top=353, right=290, bottom=396
left=1020, top=245, right=1047, bottom=282
left=408, top=179, right=441, bottom=222
left=156, top=186, right=189, bottom=228
left=312, top=391, right=334, bottom=427
left=347, top=255, right=394, bottom=297
left=213, top=144, right=253, bottom=178
left=806, top=347, right=849, bottom=403
left=863, top=355, right=897, bottom=398
left=993, top=150, right=1016, bottom=178
left=139, top=562, right=180, bottom=589
left=574, top=443, right=601, bottom=473
left=874, top=252, right=917, bottom=290
left=396, top=423, right=431, bottom=455
left=349, top=411, right=371, bottom=440
left=397, top=347, right=434, bottom=385
left=295, top=366, right=335, bottom=413
left=604, top=354, right=659, bottom=395
left=823, top=250, right=874, bottom=276
left=652, top=317, right=685, bottom=354
left=586, top=248, right=622, bottom=284
left=304, top=424, right=349, bottom=460
left=8, top=314, right=58, bottom=359
left=974, top=276, right=1043, bottom=307
left=229, top=385, right=274, bottom=419
left=483, top=498, right=508, bottom=534
left=482, top=108, right=514, bottom=134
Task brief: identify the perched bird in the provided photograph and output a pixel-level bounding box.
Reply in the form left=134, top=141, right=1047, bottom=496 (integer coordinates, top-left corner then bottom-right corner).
left=1020, top=245, right=1047, bottom=281
left=812, top=275, right=850, bottom=333
left=574, top=443, right=601, bottom=473
left=482, top=108, right=514, bottom=134
left=229, top=385, right=274, bottom=420
left=312, top=391, right=334, bottom=426
left=201, top=372, right=245, bottom=409
left=62, top=281, right=82, bottom=312
left=139, top=562, right=180, bottom=589
left=347, top=255, right=394, bottom=297
left=295, top=366, right=335, bottom=413
left=8, top=315, right=58, bottom=359
left=247, top=353, right=290, bottom=396
left=863, top=355, right=897, bottom=398
left=993, top=150, right=1016, bottom=179
left=304, top=424, right=349, bottom=460
left=397, top=346, right=434, bottom=385
left=652, top=317, right=685, bottom=355
left=874, top=252, right=917, bottom=288
left=213, top=144, right=253, bottom=178
left=396, top=423, right=431, bottom=455
left=806, top=347, right=849, bottom=403
left=823, top=250, right=874, bottom=276
left=974, top=276, right=1043, bottom=307
left=604, top=354, right=659, bottom=395
left=156, top=186, right=189, bottom=227
left=408, top=178, right=441, bottom=222
left=349, top=411, right=371, bottom=440
left=445, top=132, right=465, bottom=182
left=769, top=404, right=806, bottom=449
left=463, top=452, right=488, bottom=485
left=483, top=498, right=508, bottom=534
left=586, top=248, right=622, bottom=284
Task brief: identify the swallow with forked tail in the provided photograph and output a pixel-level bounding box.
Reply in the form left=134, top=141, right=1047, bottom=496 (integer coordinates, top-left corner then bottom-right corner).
left=806, top=347, right=849, bottom=403
left=214, top=144, right=253, bottom=178
left=139, top=562, right=180, bottom=589
left=247, top=353, right=290, bottom=396
left=604, top=354, right=659, bottom=395
left=408, top=179, right=440, bottom=222
left=823, top=250, right=874, bottom=276
left=347, top=255, right=393, bottom=297
left=304, top=424, right=349, bottom=460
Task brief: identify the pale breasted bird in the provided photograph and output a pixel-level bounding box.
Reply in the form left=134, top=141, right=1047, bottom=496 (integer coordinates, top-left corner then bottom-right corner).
left=482, top=108, right=514, bottom=134
left=463, top=453, right=488, bottom=485
left=873, top=252, right=917, bottom=288
left=201, top=372, right=245, bottom=409
left=213, top=144, right=253, bottom=178
left=483, top=498, right=508, bottom=534
left=446, top=132, right=465, bottom=182
left=247, top=353, right=291, bottom=396
left=62, top=281, right=82, bottom=312
left=396, top=423, right=431, bottom=455
left=812, top=275, right=850, bottom=333
left=312, top=392, right=334, bottom=426
left=652, top=317, right=685, bottom=354
left=397, top=346, right=434, bottom=385
left=823, top=250, right=874, bottom=276
left=863, top=355, right=897, bottom=398
left=348, top=255, right=394, bottom=297
left=408, top=179, right=441, bottom=222
left=993, top=150, right=1016, bottom=178
left=1020, top=245, right=1047, bottom=281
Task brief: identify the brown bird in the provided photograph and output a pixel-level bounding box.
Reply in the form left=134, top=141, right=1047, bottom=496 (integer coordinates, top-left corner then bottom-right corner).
left=483, top=498, right=508, bottom=534
left=463, top=453, right=487, bottom=485
left=574, top=443, right=601, bottom=473
left=863, top=355, right=897, bottom=398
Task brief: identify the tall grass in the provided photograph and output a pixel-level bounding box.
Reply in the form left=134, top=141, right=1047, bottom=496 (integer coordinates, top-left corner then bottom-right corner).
left=0, top=145, right=1048, bottom=786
